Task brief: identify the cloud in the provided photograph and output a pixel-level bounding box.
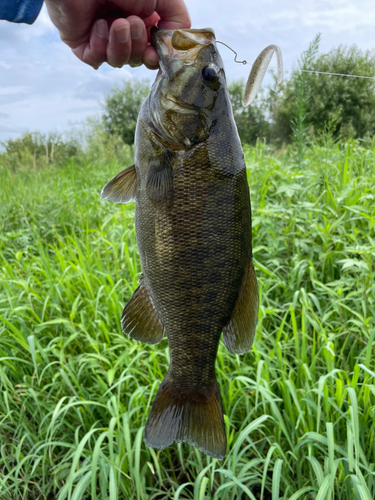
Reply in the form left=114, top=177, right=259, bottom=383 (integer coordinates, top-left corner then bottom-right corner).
left=0, top=61, right=12, bottom=70
left=0, top=94, right=30, bottom=106
left=0, top=85, right=30, bottom=105
left=1, top=0, right=375, bottom=142
left=0, top=85, right=30, bottom=95
left=73, top=69, right=134, bottom=100
left=66, top=105, right=99, bottom=114
left=0, top=5, right=54, bottom=43
left=0, top=124, right=19, bottom=134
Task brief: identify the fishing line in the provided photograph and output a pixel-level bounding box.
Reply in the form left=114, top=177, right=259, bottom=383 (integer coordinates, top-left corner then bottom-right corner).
left=299, top=69, right=375, bottom=80
left=216, top=40, right=375, bottom=106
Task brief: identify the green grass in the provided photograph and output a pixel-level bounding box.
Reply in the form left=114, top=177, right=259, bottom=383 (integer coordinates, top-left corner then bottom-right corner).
left=0, top=139, right=374, bottom=499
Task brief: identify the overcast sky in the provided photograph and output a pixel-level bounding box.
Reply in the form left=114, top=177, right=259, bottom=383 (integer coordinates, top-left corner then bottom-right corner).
left=1, top=0, right=375, bottom=142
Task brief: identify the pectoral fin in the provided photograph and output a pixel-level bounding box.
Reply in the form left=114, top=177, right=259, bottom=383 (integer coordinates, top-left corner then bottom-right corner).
left=222, top=261, right=259, bottom=354
left=100, top=164, right=137, bottom=204
left=122, top=276, right=164, bottom=345
left=146, top=159, right=174, bottom=203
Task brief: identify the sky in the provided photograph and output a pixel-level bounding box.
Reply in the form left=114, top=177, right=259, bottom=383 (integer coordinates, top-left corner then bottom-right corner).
left=1, top=0, right=375, bottom=142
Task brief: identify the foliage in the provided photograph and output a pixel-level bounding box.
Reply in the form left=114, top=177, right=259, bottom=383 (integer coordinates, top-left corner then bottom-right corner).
left=270, top=37, right=375, bottom=142
left=0, top=139, right=374, bottom=499
left=102, top=79, right=150, bottom=145
left=0, top=131, right=81, bottom=172
left=228, top=80, right=270, bottom=145
left=99, top=77, right=270, bottom=147
left=100, top=77, right=270, bottom=147
left=82, top=116, right=134, bottom=167
left=291, top=34, right=321, bottom=164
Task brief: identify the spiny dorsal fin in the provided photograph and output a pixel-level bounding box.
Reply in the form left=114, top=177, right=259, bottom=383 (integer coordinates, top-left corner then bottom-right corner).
left=100, top=164, right=137, bottom=204
left=222, top=260, right=259, bottom=354
left=121, top=276, right=164, bottom=345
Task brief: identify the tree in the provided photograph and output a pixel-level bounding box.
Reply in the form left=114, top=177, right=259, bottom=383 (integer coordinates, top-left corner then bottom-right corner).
left=228, top=80, right=270, bottom=145
left=101, top=77, right=270, bottom=147
left=291, top=34, right=321, bottom=163
left=1, top=132, right=81, bottom=170
left=102, top=79, right=150, bottom=145
left=269, top=38, right=375, bottom=142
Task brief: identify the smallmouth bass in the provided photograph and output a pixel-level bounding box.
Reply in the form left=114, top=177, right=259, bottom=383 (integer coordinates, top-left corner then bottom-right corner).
left=101, top=27, right=259, bottom=459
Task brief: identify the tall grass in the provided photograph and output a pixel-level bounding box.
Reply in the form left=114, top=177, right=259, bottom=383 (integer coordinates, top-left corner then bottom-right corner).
left=0, top=139, right=374, bottom=499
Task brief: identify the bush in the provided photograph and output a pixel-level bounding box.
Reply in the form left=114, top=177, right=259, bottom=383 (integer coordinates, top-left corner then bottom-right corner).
left=100, top=77, right=270, bottom=147
left=102, top=79, right=150, bottom=145
left=228, top=80, right=270, bottom=145
left=269, top=37, right=375, bottom=142
left=82, top=116, right=134, bottom=168
left=0, top=132, right=81, bottom=171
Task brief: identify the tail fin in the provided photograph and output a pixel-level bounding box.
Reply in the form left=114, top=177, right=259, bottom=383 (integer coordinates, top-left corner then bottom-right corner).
left=144, top=376, right=226, bottom=459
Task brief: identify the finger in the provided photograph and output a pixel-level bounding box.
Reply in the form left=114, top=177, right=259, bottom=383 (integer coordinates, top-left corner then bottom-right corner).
left=155, top=0, right=191, bottom=29
left=143, top=45, right=159, bottom=70
left=127, top=16, right=149, bottom=67
left=108, top=0, right=157, bottom=19
left=71, top=19, right=109, bottom=69
left=107, top=18, right=132, bottom=67
left=143, top=12, right=160, bottom=41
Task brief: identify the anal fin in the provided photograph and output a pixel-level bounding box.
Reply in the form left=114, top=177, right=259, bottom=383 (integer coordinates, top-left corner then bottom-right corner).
left=121, top=276, right=164, bottom=345
left=223, top=260, right=259, bottom=354
left=100, top=164, right=137, bottom=204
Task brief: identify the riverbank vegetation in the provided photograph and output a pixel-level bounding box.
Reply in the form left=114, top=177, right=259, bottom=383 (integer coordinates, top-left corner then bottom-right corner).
left=0, top=136, right=374, bottom=499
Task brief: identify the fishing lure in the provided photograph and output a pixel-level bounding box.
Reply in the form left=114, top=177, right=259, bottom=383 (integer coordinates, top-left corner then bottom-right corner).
left=216, top=41, right=283, bottom=105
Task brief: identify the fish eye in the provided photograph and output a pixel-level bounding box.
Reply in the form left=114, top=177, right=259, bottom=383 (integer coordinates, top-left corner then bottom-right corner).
left=202, top=65, right=218, bottom=82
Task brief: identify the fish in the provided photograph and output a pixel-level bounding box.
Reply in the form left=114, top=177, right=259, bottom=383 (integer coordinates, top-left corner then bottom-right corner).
left=100, top=27, right=259, bottom=460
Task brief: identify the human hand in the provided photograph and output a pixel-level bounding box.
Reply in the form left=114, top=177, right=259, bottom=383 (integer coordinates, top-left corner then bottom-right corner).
left=44, top=0, right=191, bottom=70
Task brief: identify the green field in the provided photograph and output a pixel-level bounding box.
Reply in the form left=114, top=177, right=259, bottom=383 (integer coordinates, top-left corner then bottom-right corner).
left=0, top=140, right=374, bottom=499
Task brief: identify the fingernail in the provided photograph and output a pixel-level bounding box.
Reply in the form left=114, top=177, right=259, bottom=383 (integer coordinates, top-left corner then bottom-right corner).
left=115, top=25, right=130, bottom=44
left=130, top=22, right=143, bottom=40
left=96, top=19, right=108, bottom=39
left=144, top=55, right=159, bottom=69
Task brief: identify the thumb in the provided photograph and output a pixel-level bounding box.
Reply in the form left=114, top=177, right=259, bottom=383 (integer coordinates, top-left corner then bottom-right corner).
left=155, top=0, right=191, bottom=29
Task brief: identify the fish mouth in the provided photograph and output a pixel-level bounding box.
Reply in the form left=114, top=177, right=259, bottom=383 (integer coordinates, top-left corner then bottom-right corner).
left=152, top=27, right=216, bottom=64
left=160, top=93, right=199, bottom=115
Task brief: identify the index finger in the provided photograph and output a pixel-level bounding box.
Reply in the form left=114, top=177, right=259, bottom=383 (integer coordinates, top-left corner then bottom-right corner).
left=155, top=0, right=191, bottom=29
